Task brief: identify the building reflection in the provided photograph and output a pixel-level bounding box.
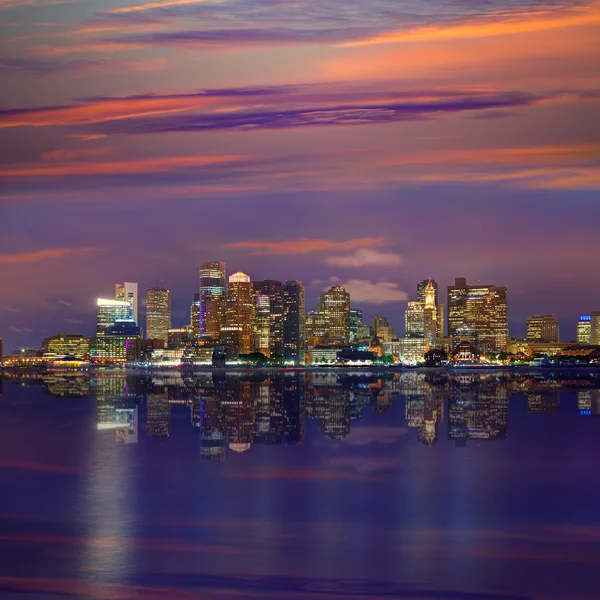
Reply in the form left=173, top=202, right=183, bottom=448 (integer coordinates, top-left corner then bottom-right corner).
left=3, top=370, right=600, bottom=451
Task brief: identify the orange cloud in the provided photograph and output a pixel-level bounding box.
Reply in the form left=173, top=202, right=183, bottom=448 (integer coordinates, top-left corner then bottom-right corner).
left=0, top=154, right=244, bottom=177
left=105, top=0, right=220, bottom=14
left=225, top=236, right=386, bottom=256
left=0, top=247, right=100, bottom=264
left=0, top=95, right=217, bottom=128
left=342, top=4, right=600, bottom=47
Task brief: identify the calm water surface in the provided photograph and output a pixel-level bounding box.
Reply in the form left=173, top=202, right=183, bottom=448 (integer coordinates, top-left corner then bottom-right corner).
left=1, top=369, right=599, bottom=600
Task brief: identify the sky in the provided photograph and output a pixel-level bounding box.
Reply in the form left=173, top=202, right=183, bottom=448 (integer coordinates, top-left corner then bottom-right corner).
left=0, top=0, right=599, bottom=351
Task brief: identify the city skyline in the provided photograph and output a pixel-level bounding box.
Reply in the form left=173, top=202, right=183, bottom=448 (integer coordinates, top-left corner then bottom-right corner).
left=1, top=263, right=598, bottom=356
left=1, top=1, right=599, bottom=354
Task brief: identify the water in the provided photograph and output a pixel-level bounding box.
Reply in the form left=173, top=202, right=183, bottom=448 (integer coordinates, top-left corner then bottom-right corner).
left=1, top=369, right=599, bottom=600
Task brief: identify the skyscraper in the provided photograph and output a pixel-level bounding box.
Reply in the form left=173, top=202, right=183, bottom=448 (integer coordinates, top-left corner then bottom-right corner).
left=96, top=298, right=132, bottom=334
left=591, top=312, right=600, bottom=345
left=320, top=285, right=350, bottom=345
left=447, top=277, right=508, bottom=352
left=253, top=290, right=271, bottom=356
left=405, top=302, right=425, bottom=338
left=578, top=315, right=592, bottom=344
left=526, top=315, right=559, bottom=343
left=114, top=282, right=138, bottom=325
left=223, top=272, right=255, bottom=355
left=199, top=261, right=226, bottom=339
left=254, top=280, right=285, bottom=356
left=283, top=280, right=305, bottom=364
left=349, top=309, right=363, bottom=342
left=417, top=278, right=439, bottom=306
left=146, top=288, right=171, bottom=344
left=190, top=293, right=201, bottom=341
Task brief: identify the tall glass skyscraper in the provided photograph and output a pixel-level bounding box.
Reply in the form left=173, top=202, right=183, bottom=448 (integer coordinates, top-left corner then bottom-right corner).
left=320, top=285, right=350, bottom=345
left=224, top=271, right=255, bottom=355
left=146, top=288, right=171, bottom=344
left=96, top=298, right=132, bottom=334
left=283, top=280, right=305, bottom=364
left=199, top=261, right=226, bottom=339
left=114, top=282, right=138, bottom=325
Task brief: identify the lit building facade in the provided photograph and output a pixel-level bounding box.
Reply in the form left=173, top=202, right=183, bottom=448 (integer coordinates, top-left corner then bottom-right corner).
left=349, top=309, right=363, bottom=342
left=306, top=310, right=328, bottom=347
left=320, top=285, right=350, bottom=345
left=223, top=272, right=255, bottom=355
left=114, top=282, right=139, bottom=325
left=42, top=333, right=90, bottom=360
left=199, top=261, right=226, bottom=339
left=253, top=290, right=271, bottom=356
left=283, top=280, right=305, bottom=364
left=190, top=293, right=201, bottom=341
left=591, top=311, right=600, bottom=345
left=577, top=315, right=592, bottom=344
left=398, top=337, right=429, bottom=365
left=96, top=298, right=132, bottom=335
left=447, top=277, right=508, bottom=352
left=254, top=280, right=285, bottom=357
left=526, top=315, right=559, bottom=343
left=146, top=288, right=171, bottom=344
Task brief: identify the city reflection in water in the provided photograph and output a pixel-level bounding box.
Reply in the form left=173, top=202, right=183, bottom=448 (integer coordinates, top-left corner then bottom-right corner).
left=6, top=370, right=600, bottom=453
left=1, top=370, right=600, bottom=600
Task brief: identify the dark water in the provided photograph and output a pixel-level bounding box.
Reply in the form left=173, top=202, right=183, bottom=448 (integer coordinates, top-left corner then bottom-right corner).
left=1, top=369, right=600, bottom=600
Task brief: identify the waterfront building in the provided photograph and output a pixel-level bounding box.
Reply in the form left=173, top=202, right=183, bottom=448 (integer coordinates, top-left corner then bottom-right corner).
left=526, top=315, right=559, bottom=343
left=146, top=288, right=171, bottom=344
left=398, top=337, right=429, bottom=364
left=578, top=315, right=592, bottom=344
left=90, top=320, right=141, bottom=363
left=114, top=282, right=138, bottom=325
left=591, top=312, right=600, bottom=345
left=223, top=272, right=255, bottom=355
left=199, top=261, right=226, bottom=339
left=447, top=277, right=508, bottom=352
left=42, top=333, right=89, bottom=360
left=320, top=285, right=350, bottom=345
left=96, top=298, right=132, bottom=335
left=167, top=327, right=190, bottom=349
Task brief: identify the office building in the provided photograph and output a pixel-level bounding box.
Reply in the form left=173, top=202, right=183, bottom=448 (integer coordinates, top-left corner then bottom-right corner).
left=371, top=316, right=389, bottom=333
left=223, top=272, right=255, bottom=355
left=254, top=280, right=285, bottom=356
left=199, top=261, right=226, bottom=339
left=349, top=309, right=363, bottom=342
left=90, top=320, right=141, bottom=363
left=578, top=315, right=592, bottom=344
left=253, top=290, right=271, bottom=356
left=405, top=302, right=425, bottom=338
left=283, top=280, right=306, bottom=364
left=96, top=298, right=132, bottom=335
left=190, top=293, right=201, bottom=341
left=447, top=277, right=508, bottom=352
left=167, top=327, right=190, bottom=349
left=146, top=288, right=171, bottom=344
left=114, top=282, right=138, bottom=325
left=591, top=312, right=600, bottom=345
left=526, top=315, right=559, bottom=343
left=42, top=333, right=90, bottom=360
left=320, top=285, right=350, bottom=345
left=398, top=337, right=429, bottom=365
left=306, top=310, right=329, bottom=347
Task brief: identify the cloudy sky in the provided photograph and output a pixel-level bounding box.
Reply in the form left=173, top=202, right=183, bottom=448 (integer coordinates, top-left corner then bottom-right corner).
left=0, top=0, right=599, bottom=351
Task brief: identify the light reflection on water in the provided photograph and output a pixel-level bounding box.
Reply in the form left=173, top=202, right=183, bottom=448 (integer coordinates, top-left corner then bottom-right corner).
left=0, top=369, right=599, bottom=600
